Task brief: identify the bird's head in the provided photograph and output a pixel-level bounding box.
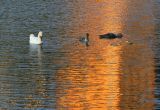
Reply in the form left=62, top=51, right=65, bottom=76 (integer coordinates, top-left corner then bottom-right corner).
left=38, top=31, right=43, bottom=38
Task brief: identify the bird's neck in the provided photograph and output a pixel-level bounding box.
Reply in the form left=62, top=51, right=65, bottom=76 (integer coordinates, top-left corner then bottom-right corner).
left=38, top=36, right=42, bottom=41
left=38, top=35, right=42, bottom=38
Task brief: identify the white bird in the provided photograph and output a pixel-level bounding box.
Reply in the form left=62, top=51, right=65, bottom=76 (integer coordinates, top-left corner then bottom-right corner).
left=29, top=31, right=43, bottom=44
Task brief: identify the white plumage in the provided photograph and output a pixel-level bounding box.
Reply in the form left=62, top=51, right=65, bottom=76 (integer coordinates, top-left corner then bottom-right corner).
left=29, top=31, right=43, bottom=44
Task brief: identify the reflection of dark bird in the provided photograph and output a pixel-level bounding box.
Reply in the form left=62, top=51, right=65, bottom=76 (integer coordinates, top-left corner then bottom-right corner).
left=79, top=33, right=89, bottom=46
left=99, top=33, right=123, bottom=39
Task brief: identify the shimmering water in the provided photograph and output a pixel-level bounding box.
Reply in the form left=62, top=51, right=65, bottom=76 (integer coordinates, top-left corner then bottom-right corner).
left=0, top=0, right=160, bottom=110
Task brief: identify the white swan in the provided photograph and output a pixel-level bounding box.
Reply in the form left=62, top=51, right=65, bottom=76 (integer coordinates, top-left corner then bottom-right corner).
left=29, top=31, right=43, bottom=44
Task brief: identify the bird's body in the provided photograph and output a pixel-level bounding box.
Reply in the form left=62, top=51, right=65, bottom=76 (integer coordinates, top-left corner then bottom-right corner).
left=99, top=33, right=123, bottom=39
left=79, top=36, right=89, bottom=42
left=79, top=33, right=89, bottom=46
left=29, top=31, right=43, bottom=44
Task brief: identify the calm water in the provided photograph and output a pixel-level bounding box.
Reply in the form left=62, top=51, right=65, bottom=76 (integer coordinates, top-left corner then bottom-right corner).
left=0, top=0, right=160, bottom=110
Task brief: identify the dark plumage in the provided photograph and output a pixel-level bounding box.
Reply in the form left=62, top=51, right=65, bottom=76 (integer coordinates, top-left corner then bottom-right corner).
left=99, top=33, right=123, bottom=39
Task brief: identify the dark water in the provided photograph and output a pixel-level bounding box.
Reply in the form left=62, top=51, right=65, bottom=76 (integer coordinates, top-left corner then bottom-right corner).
left=0, top=0, right=160, bottom=110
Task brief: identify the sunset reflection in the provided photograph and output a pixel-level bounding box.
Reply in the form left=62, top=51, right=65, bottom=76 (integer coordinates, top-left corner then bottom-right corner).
left=55, top=44, right=122, bottom=110
left=55, top=0, right=155, bottom=110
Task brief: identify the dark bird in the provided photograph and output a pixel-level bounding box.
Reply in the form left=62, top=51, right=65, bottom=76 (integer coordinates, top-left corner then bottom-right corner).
left=99, top=33, right=123, bottom=39
left=79, top=33, right=89, bottom=46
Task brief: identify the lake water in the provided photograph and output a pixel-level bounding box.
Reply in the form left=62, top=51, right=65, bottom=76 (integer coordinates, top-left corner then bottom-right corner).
left=0, top=0, right=160, bottom=110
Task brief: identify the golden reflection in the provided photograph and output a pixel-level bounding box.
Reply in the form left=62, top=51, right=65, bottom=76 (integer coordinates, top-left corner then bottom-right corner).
left=54, top=1, right=124, bottom=109
left=99, top=0, right=128, bottom=33
left=55, top=44, right=122, bottom=110
left=55, top=0, right=155, bottom=110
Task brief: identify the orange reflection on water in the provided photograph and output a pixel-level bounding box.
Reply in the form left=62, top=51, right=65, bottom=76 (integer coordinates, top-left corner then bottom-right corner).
left=99, top=0, right=128, bottom=34
left=55, top=43, right=123, bottom=109
left=55, top=0, right=155, bottom=109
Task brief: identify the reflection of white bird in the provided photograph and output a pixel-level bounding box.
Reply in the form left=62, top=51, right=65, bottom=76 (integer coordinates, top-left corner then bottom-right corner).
left=29, top=44, right=42, bottom=67
left=29, top=31, right=43, bottom=44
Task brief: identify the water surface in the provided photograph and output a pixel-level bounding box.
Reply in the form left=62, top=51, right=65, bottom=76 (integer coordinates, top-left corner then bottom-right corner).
left=0, top=0, right=159, bottom=110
